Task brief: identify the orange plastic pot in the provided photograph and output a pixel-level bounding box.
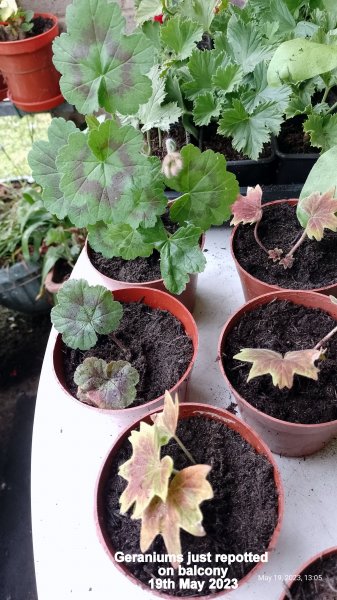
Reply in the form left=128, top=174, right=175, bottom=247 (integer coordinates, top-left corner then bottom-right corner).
left=95, top=402, right=284, bottom=599
left=218, top=290, right=337, bottom=457
left=0, top=71, right=7, bottom=100
left=279, top=546, right=337, bottom=600
left=85, top=236, right=205, bottom=314
left=0, top=13, right=63, bottom=111
left=231, top=199, right=337, bottom=301
left=53, top=286, right=198, bottom=427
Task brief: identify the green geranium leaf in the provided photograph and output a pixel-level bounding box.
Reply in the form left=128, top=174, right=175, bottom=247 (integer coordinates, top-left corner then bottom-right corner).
left=51, top=279, right=123, bottom=350
left=180, top=0, right=218, bottom=33
left=267, top=38, right=337, bottom=87
left=88, top=219, right=167, bottom=260
left=183, top=50, right=224, bottom=100
left=227, top=15, right=272, bottom=74
left=242, top=62, right=291, bottom=113
left=193, top=92, right=221, bottom=126
left=300, top=145, right=337, bottom=199
left=136, top=0, right=162, bottom=25
left=219, top=99, right=282, bottom=160
left=28, top=118, right=77, bottom=220
left=74, top=358, right=139, bottom=409
left=55, top=120, right=151, bottom=227
left=160, top=16, right=203, bottom=60
left=159, top=225, right=206, bottom=295
left=212, top=63, right=243, bottom=94
left=167, top=145, right=239, bottom=229
left=303, top=113, right=337, bottom=152
left=142, top=20, right=162, bottom=51
left=53, top=0, right=154, bottom=114
left=137, top=66, right=182, bottom=132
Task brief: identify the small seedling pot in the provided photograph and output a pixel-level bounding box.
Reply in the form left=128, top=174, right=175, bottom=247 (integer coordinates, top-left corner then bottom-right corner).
left=85, top=236, right=205, bottom=314
left=0, top=13, right=63, bottom=111
left=278, top=546, right=337, bottom=600
left=218, top=290, right=337, bottom=457
left=226, top=146, right=277, bottom=187
left=231, top=199, right=337, bottom=301
left=53, top=286, right=198, bottom=427
left=95, top=402, right=284, bottom=599
left=274, top=136, right=318, bottom=185
left=0, top=260, right=51, bottom=313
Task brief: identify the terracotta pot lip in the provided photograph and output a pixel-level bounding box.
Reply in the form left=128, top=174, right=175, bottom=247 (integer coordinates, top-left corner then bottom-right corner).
left=85, top=234, right=206, bottom=287
left=218, top=289, right=337, bottom=430
left=53, top=286, right=198, bottom=415
left=278, top=546, right=337, bottom=600
left=230, top=198, right=337, bottom=294
left=0, top=13, right=58, bottom=46
left=94, top=402, right=284, bottom=600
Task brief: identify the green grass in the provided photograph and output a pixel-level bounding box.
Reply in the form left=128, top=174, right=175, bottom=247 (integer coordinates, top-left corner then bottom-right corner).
left=0, top=113, right=52, bottom=179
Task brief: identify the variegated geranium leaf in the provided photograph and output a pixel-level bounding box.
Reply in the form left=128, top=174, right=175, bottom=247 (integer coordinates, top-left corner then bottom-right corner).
left=53, top=0, right=154, bottom=115
left=28, top=118, right=77, bottom=220
left=151, top=391, right=179, bottom=445
left=230, top=185, right=263, bottom=226
left=297, top=189, right=337, bottom=241
left=74, top=358, right=139, bottom=409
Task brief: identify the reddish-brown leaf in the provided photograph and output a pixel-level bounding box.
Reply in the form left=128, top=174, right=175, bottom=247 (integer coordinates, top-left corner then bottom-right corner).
left=298, top=189, right=337, bottom=241
left=151, top=390, right=179, bottom=445
left=230, top=185, right=263, bottom=226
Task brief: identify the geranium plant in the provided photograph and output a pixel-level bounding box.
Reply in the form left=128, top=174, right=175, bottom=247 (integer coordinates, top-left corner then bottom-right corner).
left=118, top=391, right=213, bottom=565
left=51, top=278, right=140, bottom=409
left=233, top=296, right=337, bottom=389
left=0, top=0, right=34, bottom=40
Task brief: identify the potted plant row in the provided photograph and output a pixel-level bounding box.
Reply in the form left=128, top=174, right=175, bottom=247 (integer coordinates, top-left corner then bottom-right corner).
left=0, top=0, right=63, bottom=111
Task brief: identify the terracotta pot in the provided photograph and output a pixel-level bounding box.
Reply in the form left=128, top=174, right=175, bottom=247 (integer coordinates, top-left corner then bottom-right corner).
left=53, top=286, right=198, bottom=427
left=95, top=402, right=284, bottom=599
left=0, top=71, right=7, bottom=100
left=85, top=236, right=204, bottom=314
left=218, top=290, right=337, bottom=457
left=279, top=546, right=337, bottom=600
left=231, top=199, right=337, bottom=301
left=0, top=13, right=63, bottom=111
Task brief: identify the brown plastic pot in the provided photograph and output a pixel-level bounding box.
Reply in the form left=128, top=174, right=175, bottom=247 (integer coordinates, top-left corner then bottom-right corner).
left=0, top=13, right=63, bottom=111
left=0, top=71, right=7, bottom=100
left=231, top=199, right=337, bottom=301
left=85, top=236, right=205, bottom=314
left=218, top=290, right=337, bottom=457
left=279, top=546, right=337, bottom=600
left=53, top=286, right=198, bottom=427
left=95, top=402, right=284, bottom=599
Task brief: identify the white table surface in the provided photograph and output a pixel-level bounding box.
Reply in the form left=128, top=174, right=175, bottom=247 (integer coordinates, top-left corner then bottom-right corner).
left=31, top=226, right=337, bottom=600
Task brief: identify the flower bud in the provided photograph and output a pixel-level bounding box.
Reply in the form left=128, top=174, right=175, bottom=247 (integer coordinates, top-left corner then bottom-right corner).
left=162, top=151, right=183, bottom=178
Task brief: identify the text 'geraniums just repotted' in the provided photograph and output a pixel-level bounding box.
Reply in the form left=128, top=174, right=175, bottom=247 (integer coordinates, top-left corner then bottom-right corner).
left=51, top=279, right=198, bottom=425
left=95, top=391, right=283, bottom=597
left=229, top=145, right=337, bottom=299
left=219, top=290, right=337, bottom=457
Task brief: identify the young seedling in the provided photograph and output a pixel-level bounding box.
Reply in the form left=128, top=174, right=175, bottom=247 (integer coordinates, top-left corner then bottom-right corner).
left=0, top=1, right=33, bottom=41
left=231, top=185, right=337, bottom=269
left=119, top=391, right=213, bottom=566
left=51, top=279, right=139, bottom=409
left=233, top=296, right=337, bottom=390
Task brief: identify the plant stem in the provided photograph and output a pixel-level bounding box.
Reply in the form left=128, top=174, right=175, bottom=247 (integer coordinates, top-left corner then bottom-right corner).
left=327, top=100, right=337, bottom=115
left=146, top=130, right=152, bottom=155
left=173, top=434, right=196, bottom=465
left=314, top=324, right=337, bottom=350
left=322, top=86, right=331, bottom=103
left=285, top=229, right=307, bottom=259
left=254, top=220, right=269, bottom=254
left=158, top=127, right=162, bottom=149
left=109, top=333, right=131, bottom=360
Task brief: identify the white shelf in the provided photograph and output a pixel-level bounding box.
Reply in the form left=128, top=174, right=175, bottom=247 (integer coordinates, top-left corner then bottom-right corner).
left=31, top=225, right=337, bottom=600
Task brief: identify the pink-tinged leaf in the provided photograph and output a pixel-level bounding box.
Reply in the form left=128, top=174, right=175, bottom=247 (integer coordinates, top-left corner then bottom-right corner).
left=151, top=390, right=179, bottom=445
left=119, top=422, right=173, bottom=518
left=299, top=189, right=337, bottom=241
left=234, top=347, right=324, bottom=389
left=279, top=255, right=294, bottom=269
left=268, top=247, right=283, bottom=262
left=140, top=465, right=213, bottom=566
left=230, top=185, right=263, bottom=226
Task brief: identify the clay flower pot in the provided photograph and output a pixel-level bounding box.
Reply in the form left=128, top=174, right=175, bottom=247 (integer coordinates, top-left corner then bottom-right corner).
left=231, top=199, right=337, bottom=301
left=279, top=546, right=337, bottom=600
left=85, top=237, right=204, bottom=314
left=218, top=290, right=337, bottom=457
left=95, top=402, right=284, bottom=599
left=53, top=286, right=198, bottom=427
left=0, top=13, right=63, bottom=111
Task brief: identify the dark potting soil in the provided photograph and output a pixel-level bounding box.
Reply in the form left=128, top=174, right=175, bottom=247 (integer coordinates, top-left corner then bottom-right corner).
left=286, top=553, right=337, bottom=600
left=233, top=203, right=337, bottom=289
left=201, top=122, right=273, bottom=160
left=62, top=301, right=193, bottom=406
left=52, top=259, right=71, bottom=284
left=223, top=300, right=337, bottom=424
left=150, top=123, right=195, bottom=160
left=103, top=416, right=279, bottom=596
left=277, top=116, right=319, bottom=155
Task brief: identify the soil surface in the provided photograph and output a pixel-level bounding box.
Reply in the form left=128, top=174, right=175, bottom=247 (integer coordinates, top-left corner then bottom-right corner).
left=223, top=300, right=337, bottom=424
left=233, top=203, right=337, bottom=289
left=0, top=16, right=53, bottom=42
left=286, top=553, right=337, bottom=599
left=202, top=122, right=273, bottom=160
left=62, top=301, right=194, bottom=406
left=150, top=123, right=194, bottom=160
left=277, top=116, right=319, bottom=155
left=103, top=416, right=279, bottom=596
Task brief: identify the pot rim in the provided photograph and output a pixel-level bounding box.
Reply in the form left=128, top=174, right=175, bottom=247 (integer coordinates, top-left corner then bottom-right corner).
left=0, top=12, right=58, bottom=46
left=218, top=289, right=337, bottom=431
left=230, top=198, right=337, bottom=294
left=94, top=401, right=284, bottom=600
left=278, top=546, right=337, bottom=600
left=53, top=285, right=198, bottom=415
